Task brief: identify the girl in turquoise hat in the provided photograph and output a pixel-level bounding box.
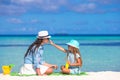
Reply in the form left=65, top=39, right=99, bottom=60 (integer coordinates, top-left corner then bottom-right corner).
left=50, top=40, right=82, bottom=74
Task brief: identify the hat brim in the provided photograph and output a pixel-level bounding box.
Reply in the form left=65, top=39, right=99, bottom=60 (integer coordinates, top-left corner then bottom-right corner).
left=37, top=36, right=51, bottom=39
left=66, top=43, right=79, bottom=49
left=43, top=36, right=51, bottom=39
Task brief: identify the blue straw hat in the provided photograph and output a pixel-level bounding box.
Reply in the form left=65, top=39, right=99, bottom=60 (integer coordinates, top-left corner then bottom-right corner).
left=66, top=40, right=79, bottom=49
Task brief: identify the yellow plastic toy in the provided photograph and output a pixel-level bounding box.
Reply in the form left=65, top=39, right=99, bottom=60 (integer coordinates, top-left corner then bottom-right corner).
left=65, top=61, right=69, bottom=69
left=2, top=66, right=11, bottom=75
left=2, top=64, right=15, bottom=75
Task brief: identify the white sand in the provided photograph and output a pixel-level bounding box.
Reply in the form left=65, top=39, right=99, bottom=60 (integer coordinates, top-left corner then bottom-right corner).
left=0, top=71, right=120, bottom=80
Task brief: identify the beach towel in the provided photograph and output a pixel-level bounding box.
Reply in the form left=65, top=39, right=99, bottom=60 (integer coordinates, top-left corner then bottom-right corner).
left=10, top=72, right=87, bottom=76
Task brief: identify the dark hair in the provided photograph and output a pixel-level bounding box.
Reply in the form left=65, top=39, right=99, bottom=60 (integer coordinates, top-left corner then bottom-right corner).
left=24, top=38, right=43, bottom=58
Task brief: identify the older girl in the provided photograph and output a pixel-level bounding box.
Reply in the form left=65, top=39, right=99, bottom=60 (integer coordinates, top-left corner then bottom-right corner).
left=20, top=31, right=57, bottom=76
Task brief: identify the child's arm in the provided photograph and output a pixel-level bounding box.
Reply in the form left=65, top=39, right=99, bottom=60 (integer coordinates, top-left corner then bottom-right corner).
left=49, top=40, right=67, bottom=53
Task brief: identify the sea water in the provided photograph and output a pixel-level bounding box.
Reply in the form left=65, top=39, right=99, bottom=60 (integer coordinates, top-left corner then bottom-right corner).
left=0, top=35, right=120, bottom=73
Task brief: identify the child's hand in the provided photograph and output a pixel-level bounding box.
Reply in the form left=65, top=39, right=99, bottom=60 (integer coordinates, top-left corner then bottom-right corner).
left=52, top=65, right=58, bottom=69
left=67, top=61, right=71, bottom=65
left=49, top=40, right=54, bottom=45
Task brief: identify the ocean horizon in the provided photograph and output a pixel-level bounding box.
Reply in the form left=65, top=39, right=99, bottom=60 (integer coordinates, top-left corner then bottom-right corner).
left=0, top=34, right=120, bottom=36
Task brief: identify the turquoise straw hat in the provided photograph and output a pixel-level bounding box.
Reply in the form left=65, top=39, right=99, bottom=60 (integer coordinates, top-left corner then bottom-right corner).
left=66, top=40, right=79, bottom=49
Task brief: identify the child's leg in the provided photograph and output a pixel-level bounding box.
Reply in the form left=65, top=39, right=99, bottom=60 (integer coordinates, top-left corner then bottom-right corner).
left=61, top=65, right=70, bottom=74
left=61, top=65, right=65, bottom=70
left=45, top=67, right=53, bottom=75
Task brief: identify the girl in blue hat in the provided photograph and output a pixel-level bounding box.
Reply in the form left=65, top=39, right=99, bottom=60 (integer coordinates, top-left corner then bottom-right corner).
left=50, top=40, right=82, bottom=74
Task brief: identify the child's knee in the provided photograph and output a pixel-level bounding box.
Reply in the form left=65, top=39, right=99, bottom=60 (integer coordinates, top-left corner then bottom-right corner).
left=61, top=65, right=65, bottom=70
left=45, top=68, right=53, bottom=75
left=61, top=68, right=70, bottom=74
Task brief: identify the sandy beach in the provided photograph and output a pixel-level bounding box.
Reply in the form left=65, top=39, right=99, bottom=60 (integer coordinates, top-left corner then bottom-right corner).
left=0, top=71, right=120, bottom=80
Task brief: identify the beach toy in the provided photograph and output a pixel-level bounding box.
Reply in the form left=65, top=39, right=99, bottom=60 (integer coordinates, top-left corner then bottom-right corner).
left=2, top=64, right=15, bottom=75
left=9, top=64, right=15, bottom=68
left=65, top=61, right=69, bottom=69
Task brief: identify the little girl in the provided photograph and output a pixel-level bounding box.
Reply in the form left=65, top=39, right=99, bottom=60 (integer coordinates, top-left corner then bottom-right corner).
left=50, top=40, right=82, bottom=74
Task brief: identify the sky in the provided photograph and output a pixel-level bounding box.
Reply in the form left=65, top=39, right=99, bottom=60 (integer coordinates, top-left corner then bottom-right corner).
left=0, top=0, right=120, bottom=35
